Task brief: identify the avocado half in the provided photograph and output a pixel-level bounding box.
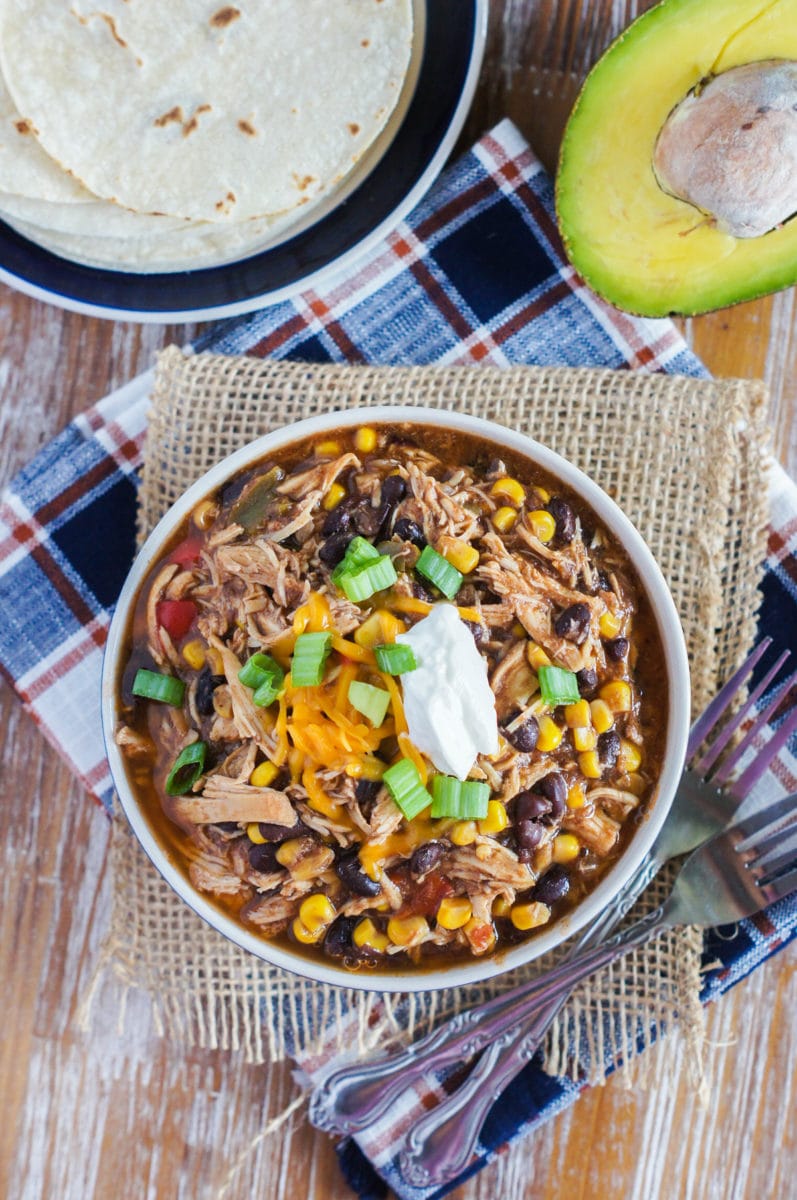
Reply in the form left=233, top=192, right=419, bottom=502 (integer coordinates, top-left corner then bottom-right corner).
left=556, top=0, right=797, bottom=316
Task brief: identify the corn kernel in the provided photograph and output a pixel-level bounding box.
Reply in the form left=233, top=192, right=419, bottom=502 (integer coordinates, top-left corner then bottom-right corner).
left=599, top=609, right=623, bottom=638
left=590, top=699, right=614, bottom=733
left=299, top=893, right=336, bottom=934
left=250, top=761, right=279, bottom=788
left=354, top=611, right=384, bottom=647
left=292, top=918, right=325, bottom=945
left=478, top=800, right=509, bottom=836
left=618, top=739, right=643, bottom=772
left=437, top=896, right=473, bottom=930
left=553, top=833, right=581, bottom=864
left=567, top=782, right=587, bottom=809
left=276, top=838, right=305, bottom=869
left=439, top=535, right=479, bottom=574
left=537, top=716, right=564, bottom=752
left=527, top=642, right=552, bottom=670
left=387, top=915, right=429, bottom=946
left=623, top=771, right=647, bottom=796
left=599, top=680, right=633, bottom=713
left=579, top=749, right=602, bottom=779
left=534, top=486, right=551, bottom=504
left=182, top=639, right=206, bottom=670
left=323, top=482, right=346, bottom=511
left=490, top=477, right=526, bottom=507
left=492, top=895, right=512, bottom=917
left=353, top=918, right=389, bottom=951
left=564, top=699, right=591, bottom=729
left=510, top=901, right=551, bottom=931
left=450, top=820, right=478, bottom=846
left=573, top=726, right=597, bottom=752
left=246, top=823, right=266, bottom=844
left=492, top=505, right=518, bottom=533
left=527, top=509, right=556, bottom=543
left=354, top=427, right=378, bottom=454
left=212, top=688, right=232, bottom=720
left=316, top=439, right=341, bottom=457
left=192, top=498, right=218, bottom=530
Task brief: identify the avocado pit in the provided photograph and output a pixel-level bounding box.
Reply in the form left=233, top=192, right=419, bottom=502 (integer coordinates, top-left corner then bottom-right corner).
left=653, top=60, right=797, bottom=238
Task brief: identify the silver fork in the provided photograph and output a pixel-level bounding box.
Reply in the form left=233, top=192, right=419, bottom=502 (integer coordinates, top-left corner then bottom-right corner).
left=391, top=787, right=797, bottom=1179
left=308, top=640, right=796, bottom=1144
left=394, top=641, right=797, bottom=1184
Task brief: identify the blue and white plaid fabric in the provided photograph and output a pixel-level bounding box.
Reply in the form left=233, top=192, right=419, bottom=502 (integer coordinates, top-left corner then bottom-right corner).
left=1, top=119, right=795, bottom=1199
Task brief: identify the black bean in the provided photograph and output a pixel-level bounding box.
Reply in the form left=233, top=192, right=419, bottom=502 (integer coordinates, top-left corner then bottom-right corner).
left=196, top=669, right=225, bottom=715
left=355, top=778, right=382, bottom=809
left=532, top=864, right=571, bottom=905
left=381, top=475, right=407, bottom=505
left=324, top=915, right=358, bottom=959
left=554, top=602, right=591, bottom=644
left=247, top=842, right=281, bottom=873
left=548, top=497, right=576, bottom=544
left=257, top=819, right=307, bottom=843
left=394, top=517, right=426, bottom=548
left=592, top=570, right=611, bottom=593
left=352, top=500, right=386, bottom=538
left=536, top=772, right=567, bottom=810
left=576, top=667, right=599, bottom=696
left=319, top=531, right=353, bottom=566
left=606, top=637, right=629, bottom=662
left=597, top=729, right=621, bottom=767
left=464, top=619, right=487, bottom=647
left=213, top=821, right=240, bottom=834
left=412, top=580, right=435, bottom=603
left=504, top=716, right=539, bottom=753
left=321, top=504, right=352, bottom=537
left=516, top=819, right=545, bottom=855
left=410, top=840, right=445, bottom=877
left=514, top=791, right=551, bottom=821
left=335, top=848, right=382, bottom=897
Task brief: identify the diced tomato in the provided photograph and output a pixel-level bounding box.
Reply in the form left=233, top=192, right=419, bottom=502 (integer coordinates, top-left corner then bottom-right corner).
left=393, top=869, right=455, bottom=918
left=168, top=537, right=203, bottom=566
left=156, top=599, right=197, bottom=640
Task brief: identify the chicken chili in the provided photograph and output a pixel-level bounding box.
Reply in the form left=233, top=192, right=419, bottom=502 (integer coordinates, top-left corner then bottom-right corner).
left=116, top=423, right=667, bottom=969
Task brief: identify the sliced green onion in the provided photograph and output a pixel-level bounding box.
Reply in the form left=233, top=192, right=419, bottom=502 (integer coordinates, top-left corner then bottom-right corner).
left=239, top=652, right=283, bottom=691
left=383, top=758, right=433, bottom=821
left=348, top=680, right=390, bottom=727
left=430, top=775, right=490, bottom=819
left=291, top=631, right=333, bottom=687
left=538, top=664, right=580, bottom=706
left=132, top=668, right=185, bottom=707
left=339, top=555, right=398, bottom=603
left=165, top=741, right=207, bottom=795
left=331, top=535, right=380, bottom=583
left=416, top=545, right=463, bottom=600
left=239, top=652, right=284, bottom=706
left=374, top=642, right=417, bottom=675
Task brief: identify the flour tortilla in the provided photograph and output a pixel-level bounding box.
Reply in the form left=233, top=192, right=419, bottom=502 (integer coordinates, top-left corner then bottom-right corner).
left=0, top=66, right=88, bottom=203
left=3, top=207, right=302, bottom=272
left=0, top=191, right=195, bottom=236
left=0, top=0, right=413, bottom=223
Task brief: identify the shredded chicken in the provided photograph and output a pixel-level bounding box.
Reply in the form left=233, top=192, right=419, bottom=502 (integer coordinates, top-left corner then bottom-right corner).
left=189, top=849, right=252, bottom=898
left=240, top=892, right=301, bottom=936
left=562, top=807, right=620, bottom=856
left=174, top=777, right=296, bottom=826
left=209, top=635, right=276, bottom=756
left=367, top=788, right=404, bottom=839
left=215, top=540, right=309, bottom=608
left=445, top=842, right=534, bottom=891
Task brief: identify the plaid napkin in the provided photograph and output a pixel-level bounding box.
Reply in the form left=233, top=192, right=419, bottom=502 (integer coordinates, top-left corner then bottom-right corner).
left=1, top=120, right=796, bottom=1199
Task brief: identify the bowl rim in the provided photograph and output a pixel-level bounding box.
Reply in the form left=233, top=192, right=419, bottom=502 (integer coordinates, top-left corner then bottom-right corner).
left=102, top=403, right=690, bottom=993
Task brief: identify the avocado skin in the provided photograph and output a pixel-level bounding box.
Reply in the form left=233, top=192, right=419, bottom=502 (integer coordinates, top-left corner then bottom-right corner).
left=555, top=0, right=797, bottom=317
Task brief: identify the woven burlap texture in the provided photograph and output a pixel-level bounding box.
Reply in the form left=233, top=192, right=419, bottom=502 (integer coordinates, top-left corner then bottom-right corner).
left=103, top=347, right=770, bottom=1089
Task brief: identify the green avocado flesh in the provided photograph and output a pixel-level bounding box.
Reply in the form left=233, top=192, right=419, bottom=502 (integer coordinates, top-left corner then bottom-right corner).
left=556, top=0, right=797, bottom=316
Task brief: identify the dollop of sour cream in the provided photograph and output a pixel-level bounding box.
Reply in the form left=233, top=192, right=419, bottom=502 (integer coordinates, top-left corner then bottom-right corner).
left=396, top=603, right=498, bottom=780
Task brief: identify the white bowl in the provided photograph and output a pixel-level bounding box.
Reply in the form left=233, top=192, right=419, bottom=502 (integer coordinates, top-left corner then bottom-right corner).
left=102, top=405, right=690, bottom=993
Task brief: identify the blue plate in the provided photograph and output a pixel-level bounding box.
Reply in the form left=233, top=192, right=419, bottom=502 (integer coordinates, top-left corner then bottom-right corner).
left=0, top=0, right=486, bottom=323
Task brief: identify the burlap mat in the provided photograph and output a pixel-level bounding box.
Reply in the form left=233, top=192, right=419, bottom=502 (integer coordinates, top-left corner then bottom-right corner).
left=97, top=347, right=770, bottom=1091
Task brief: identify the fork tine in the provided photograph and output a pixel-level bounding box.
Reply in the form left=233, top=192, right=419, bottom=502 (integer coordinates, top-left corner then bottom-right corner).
left=713, top=670, right=797, bottom=786
left=753, top=838, right=797, bottom=887
left=728, top=707, right=797, bottom=799
left=687, top=639, right=772, bottom=760
left=694, top=650, right=791, bottom=776
left=743, top=815, right=797, bottom=863
left=760, top=866, right=797, bottom=903
left=733, top=791, right=797, bottom=846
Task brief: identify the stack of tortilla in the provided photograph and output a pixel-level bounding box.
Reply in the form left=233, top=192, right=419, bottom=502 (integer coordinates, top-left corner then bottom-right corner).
left=0, top=0, right=413, bottom=272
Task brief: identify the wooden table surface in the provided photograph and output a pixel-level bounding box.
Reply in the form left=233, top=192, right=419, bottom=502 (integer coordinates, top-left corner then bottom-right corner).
left=2, top=4, right=796, bottom=1199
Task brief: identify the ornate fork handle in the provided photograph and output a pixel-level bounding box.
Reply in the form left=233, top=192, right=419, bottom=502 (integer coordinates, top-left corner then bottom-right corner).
left=397, top=854, right=664, bottom=1185
left=309, top=901, right=664, bottom=1136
